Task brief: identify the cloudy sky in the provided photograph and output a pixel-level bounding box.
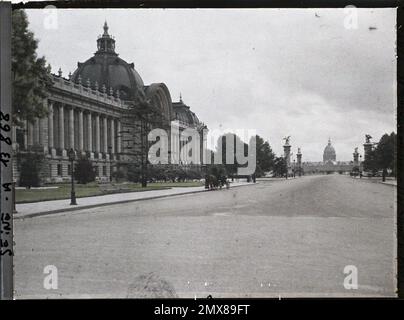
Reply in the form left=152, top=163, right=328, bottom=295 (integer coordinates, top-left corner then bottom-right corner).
left=25, top=8, right=396, bottom=161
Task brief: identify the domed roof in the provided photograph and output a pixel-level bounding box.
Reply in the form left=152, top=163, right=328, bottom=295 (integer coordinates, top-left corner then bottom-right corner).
left=70, top=22, right=144, bottom=101
left=323, top=138, right=336, bottom=162
left=172, top=95, right=201, bottom=127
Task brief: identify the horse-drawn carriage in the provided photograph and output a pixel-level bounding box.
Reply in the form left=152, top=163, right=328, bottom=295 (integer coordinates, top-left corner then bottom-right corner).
left=203, top=165, right=230, bottom=190
left=204, top=174, right=229, bottom=190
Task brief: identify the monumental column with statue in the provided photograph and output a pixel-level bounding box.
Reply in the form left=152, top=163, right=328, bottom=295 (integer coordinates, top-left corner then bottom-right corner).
left=363, top=134, right=373, bottom=171
left=297, top=147, right=302, bottom=176
left=353, top=147, right=359, bottom=167
left=283, top=136, right=292, bottom=178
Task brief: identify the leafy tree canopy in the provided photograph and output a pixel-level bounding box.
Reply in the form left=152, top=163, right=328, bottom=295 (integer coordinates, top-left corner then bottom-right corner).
left=363, top=132, right=396, bottom=176
left=74, top=157, right=96, bottom=184
left=12, top=9, right=53, bottom=125
left=213, top=133, right=275, bottom=177
left=272, top=156, right=287, bottom=178
left=255, top=135, right=275, bottom=176
left=375, top=132, right=396, bottom=171
left=18, top=152, right=45, bottom=187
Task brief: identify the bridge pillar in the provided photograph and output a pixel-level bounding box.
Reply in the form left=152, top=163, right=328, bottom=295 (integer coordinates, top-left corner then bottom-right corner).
left=283, top=140, right=291, bottom=178
left=363, top=136, right=373, bottom=171
left=297, top=148, right=302, bottom=176
left=353, top=147, right=359, bottom=167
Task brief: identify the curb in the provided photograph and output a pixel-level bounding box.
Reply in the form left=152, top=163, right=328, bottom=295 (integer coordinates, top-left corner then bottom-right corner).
left=14, top=183, right=257, bottom=220
left=380, top=182, right=397, bottom=187
left=350, top=177, right=397, bottom=187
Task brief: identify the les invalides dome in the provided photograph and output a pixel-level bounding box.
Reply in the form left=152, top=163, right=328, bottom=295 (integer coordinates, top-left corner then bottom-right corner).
left=323, top=138, right=336, bottom=163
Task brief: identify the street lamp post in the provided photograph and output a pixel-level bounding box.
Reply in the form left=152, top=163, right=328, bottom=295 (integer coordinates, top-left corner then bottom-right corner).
left=68, top=148, right=77, bottom=205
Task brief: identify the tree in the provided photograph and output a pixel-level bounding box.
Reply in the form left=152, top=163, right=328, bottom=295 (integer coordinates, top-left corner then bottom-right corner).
left=363, top=148, right=378, bottom=174
left=127, top=163, right=164, bottom=183
left=147, top=165, right=163, bottom=182
left=127, top=164, right=142, bottom=183
left=272, top=157, right=287, bottom=178
left=74, top=158, right=96, bottom=184
left=111, top=169, right=125, bottom=182
left=12, top=10, right=53, bottom=125
left=255, top=135, right=275, bottom=177
left=363, top=132, right=396, bottom=177
left=122, top=89, right=168, bottom=187
left=18, top=152, right=45, bottom=188
left=207, top=164, right=227, bottom=177
left=215, top=133, right=249, bottom=177
left=374, top=132, right=396, bottom=176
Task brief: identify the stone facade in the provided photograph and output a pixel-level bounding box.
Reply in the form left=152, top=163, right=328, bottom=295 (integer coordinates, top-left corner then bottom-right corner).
left=12, top=22, right=206, bottom=184
left=13, top=75, right=129, bottom=183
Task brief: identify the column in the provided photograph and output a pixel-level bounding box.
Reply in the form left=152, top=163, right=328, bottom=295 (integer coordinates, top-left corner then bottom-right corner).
left=59, top=104, right=65, bottom=150
left=353, top=148, right=359, bottom=167
left=48, top=102, right=54, bottom=149
left=117, top=120, right=122, bottom=153
left=363, top=141, right=373, bottom=171
left=23, top=120, right=28, bottom=149
left=95, top=114, right=100, bottom=153
left=78, top=110, right=84, bottom=151
left=283, top=140, right=291, bottom=177
left=39, top=117, right=47, bottom=153
left=110, top=118, right=115, bottom=154
left=103, top=116, right=108, bottom=154
left=87, top=112, right=92, bottom=151
left=33, top=118, right=40, bottom=144
left=39, top=118, right=44, bottom=145
left=297, top=148, right=302, bottom=177
left=27, top=121, right=34, bottom=146
left=297, top=148, right=302, bottom=167
left=69, top=107, right=74, bottom=149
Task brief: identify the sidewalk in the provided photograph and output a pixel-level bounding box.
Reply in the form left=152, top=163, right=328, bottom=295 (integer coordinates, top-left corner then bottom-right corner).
left=351, top=176, right=397, bottom=186
left=380, top=180, right=397, bottom=186
left=15, top=182, right=254, bottom=219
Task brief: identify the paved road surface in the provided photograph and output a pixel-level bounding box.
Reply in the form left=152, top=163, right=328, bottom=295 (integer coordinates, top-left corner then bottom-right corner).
left=14, top=174, right=396, bottom=298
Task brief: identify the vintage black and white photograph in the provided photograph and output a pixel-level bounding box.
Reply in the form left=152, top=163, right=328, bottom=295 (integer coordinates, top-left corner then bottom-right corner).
left=1, top=7, right=397, bottom=298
